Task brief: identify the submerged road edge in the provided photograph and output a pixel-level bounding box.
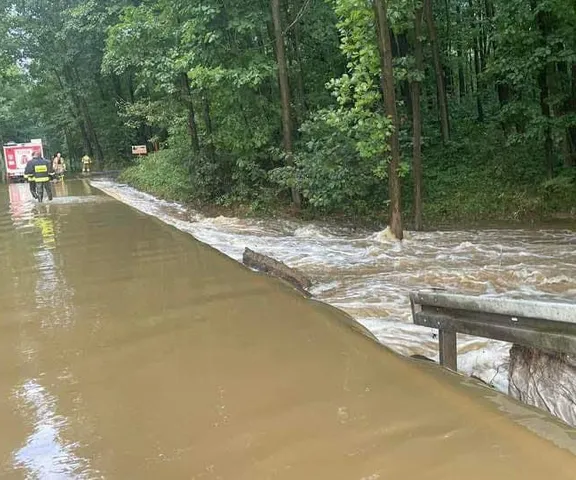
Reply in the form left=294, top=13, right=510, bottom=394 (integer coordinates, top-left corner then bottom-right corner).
left=90, top=180, right=576, bottom=456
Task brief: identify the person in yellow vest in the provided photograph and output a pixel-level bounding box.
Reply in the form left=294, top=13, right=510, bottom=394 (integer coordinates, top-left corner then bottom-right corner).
left=24, top=151, right=54, bottom=202
left=82, top=154, right=92, bottom=173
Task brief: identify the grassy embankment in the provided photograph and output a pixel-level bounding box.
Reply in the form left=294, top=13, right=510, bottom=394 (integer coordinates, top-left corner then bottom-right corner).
left=119, top=120, right=576, bottom=228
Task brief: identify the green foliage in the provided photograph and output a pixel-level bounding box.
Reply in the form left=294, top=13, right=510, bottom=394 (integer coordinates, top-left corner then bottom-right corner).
left=487, top=0, right=576, bottom=159
left=271, top=113, right=385, bottom=213
left=0, top=68, right=46, bottom=143
left=119, top=150, right=192, bottom=203
left=417, top=117, right=574, bottom=223
left=0, top=0, right=574, bottom=225
left=540, top=169, right=576, bottom=212
left=324, top=0, right=392, bottom=161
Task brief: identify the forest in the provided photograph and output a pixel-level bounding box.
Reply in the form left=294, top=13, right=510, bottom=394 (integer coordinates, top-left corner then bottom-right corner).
left=0, top=0, right=575, bottom=234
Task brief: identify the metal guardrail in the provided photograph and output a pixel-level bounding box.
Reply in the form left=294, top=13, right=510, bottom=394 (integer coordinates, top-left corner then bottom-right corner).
left=410, top=290, right=576, bottom=371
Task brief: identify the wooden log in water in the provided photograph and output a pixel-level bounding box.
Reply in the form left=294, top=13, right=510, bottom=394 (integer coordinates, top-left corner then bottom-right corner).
left=242, top=247, right=312, bottom=296
left=410, top=354, right=435, bottom=362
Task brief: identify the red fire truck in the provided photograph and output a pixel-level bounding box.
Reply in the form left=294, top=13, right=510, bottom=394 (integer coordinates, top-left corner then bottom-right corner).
left=2, top=140, right=44, bottom=182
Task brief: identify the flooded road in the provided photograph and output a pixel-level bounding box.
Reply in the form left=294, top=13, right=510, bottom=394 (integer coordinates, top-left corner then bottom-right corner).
left=93, top=182, right=576, bottom=392
left=1, top=180, right=575, bottom=479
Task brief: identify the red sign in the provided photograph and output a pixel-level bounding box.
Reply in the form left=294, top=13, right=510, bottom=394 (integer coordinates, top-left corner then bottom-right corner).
left=2, top=143, right=44, bottom=178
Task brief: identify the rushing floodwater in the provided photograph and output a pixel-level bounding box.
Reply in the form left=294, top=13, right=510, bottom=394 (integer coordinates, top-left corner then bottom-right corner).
left=93, top=181, right=576, bottom=393
left=1, top=180, right=575, bottom=479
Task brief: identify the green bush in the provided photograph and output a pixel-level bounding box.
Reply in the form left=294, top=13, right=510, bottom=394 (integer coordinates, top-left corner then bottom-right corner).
left=119, top=149, right=192, bottom=202
left=270, top=113, right=386, bottom=216
left=410, top=119, right=574, bottom=224
left=540, top=169, right=576, bottom=214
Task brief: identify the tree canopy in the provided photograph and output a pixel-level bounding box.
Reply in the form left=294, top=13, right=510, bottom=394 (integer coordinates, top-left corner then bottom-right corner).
left=1, top=0, right=575, bottom=227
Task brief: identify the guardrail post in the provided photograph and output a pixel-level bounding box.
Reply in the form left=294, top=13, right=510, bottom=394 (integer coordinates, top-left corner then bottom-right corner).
left=439, top=330, right=457, bottom=371
left=411, top=290, right=576, bottom=374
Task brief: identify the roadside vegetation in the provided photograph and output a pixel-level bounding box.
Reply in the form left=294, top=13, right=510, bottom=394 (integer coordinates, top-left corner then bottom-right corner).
left=1, top=0, right=575, bottom=229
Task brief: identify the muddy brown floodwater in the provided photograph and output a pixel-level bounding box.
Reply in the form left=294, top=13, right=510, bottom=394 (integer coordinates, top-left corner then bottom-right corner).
left=93, top=181, right=576, bottom=394
left=1, top=180, right=575, bottom=479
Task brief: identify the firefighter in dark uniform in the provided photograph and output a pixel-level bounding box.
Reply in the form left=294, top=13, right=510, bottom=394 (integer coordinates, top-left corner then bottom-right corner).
left=24, top=151, right=54, bottom=202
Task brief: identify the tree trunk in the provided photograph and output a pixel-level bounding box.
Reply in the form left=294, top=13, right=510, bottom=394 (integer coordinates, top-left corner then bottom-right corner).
left=55, top=70, right=94, bottom=165
left=179, top=73, right=201, bottom=157
left=393, top=32, right=413, bottom=113
left=67, top=101, right=92, bottom=160
left=444, top=0, right=451, bottom=57
left=538, top=67, right=554, bottom=177
left=497, top=83, right=510, bottom=110
left=201, top=92, right=216, bottom=164
left=411, top=8, right=425, bottom=231
left=469, top=0, right=484, bottom=122
left=482, top=0, right=494, bottom=63
left=559, top=63, right=576, bottom=167
left=567, top=64, right=576, bottom=167
left=533, top=5, right=554, bottom=176
left=64, top=128, right=79, bottom=168
left=78, top=118, right=93, bottom=160
left=468, top=52, right=475, bottom=94
left=373, top=0, right=403, bottom=240
left=78, top=96, right=103, bottom=171
left=271, top=0, right=301, bottom=209
left=484, top=0, right=494, bottom=22
left=127, top=73, right=135, bottom=104
left=497, top=82, right=513, bottom=133
left=472, top=40, right=484, bottom=121
left=287, top=0, right=308, bottom=125
left=424, top=0, right=450, bottom=143
left=68, top=66, right=104, bottom=170
left=566, top=133, right=576, bottom=167
left=125, top=74, right=148, bottom=146
left=455, top=4, right=466, bottom=100
left=457, top=47, right=466, bottom=99
left=243, top=248, right=311, bottom=296
left=442, top=0, right=453, bottom=96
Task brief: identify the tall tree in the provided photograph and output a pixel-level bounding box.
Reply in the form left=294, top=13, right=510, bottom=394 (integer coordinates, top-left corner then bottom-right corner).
left=1, top=0, right=575, bottom=223
left=424, top=0, right=450, bottom=143
left=411, top=6, right=425, bottom=231
left=469, top=0, right=484, bottom=122
left=271, top=0, right=301, bottom=209
left=373, top=0, right=403, bottom=239
left=179, top=73, right=201, bottom=156
left=533, top=2, right=554, bottom=177
left=566, top=64, right=576, bottom=167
